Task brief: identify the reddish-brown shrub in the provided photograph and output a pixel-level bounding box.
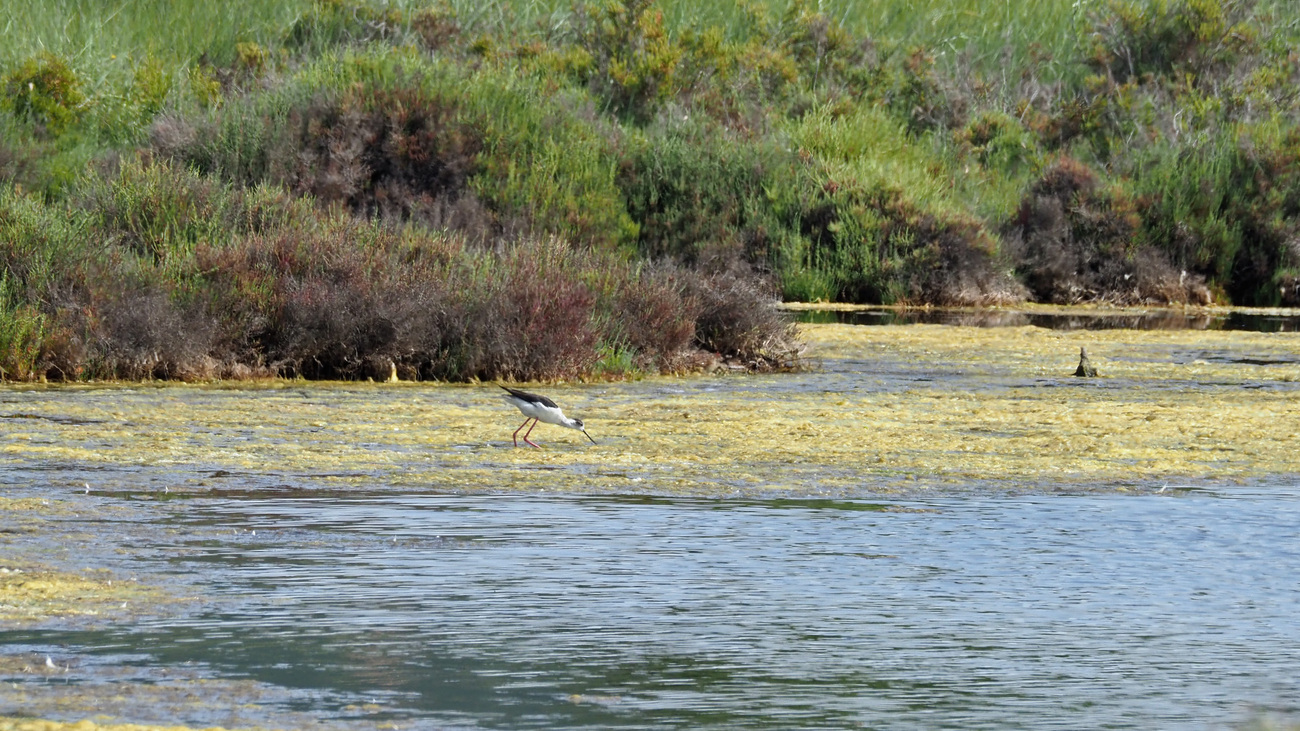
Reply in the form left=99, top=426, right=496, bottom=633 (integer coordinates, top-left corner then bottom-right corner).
left=686, top=268, right=800, bottom=368
left=91, top=287, right=219, bottom=380
left=611, top=262, right=701, bottom=371
left=1006, top=155, right=1211, bottom=304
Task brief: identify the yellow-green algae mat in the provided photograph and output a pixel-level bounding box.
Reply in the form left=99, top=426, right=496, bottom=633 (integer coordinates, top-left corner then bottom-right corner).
left=1, top=322, right=1298, bottom=498
left=801, top=321, right=1300, bottom=485
left=0, top=497, right=166, bottom=626
left=0, top=719, right=262, bottom=731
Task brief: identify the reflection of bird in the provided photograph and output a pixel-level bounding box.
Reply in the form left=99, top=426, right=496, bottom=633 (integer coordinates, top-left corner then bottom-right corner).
left=1075, top=347, right=1097, bottom=377
left=500, top=385, right=596, bottom=448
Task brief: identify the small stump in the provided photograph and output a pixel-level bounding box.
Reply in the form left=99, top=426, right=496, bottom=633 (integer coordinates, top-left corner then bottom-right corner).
left=1074, top=346, right=1097, bottom=377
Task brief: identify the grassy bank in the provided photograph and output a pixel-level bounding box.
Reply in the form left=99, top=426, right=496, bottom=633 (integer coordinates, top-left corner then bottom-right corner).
left=3, top=0, right=1300, bottom=381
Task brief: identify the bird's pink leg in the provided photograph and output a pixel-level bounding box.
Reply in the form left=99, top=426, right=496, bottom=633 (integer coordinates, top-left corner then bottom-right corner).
left=513, top=418, right=534, bottom=447
left=523, top=419, right=541, bottom=448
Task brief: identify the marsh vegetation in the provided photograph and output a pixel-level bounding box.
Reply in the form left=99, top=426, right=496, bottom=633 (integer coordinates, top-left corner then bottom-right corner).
left=3, top=0, right=1300, bottom=382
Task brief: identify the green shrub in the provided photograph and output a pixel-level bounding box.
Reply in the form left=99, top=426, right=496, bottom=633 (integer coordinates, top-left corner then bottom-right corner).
left=780, top=104, right=1020, bottom=304
left=0, top=184, right=93, bottom=379
left=0, top=184, right=88, bottom=295
left=284, top=0, right=411, bottom=54
left=131, top=54, right=173, bottom=120
left=778, top=263, right=837, bottom=304
left=455, top=58, right=637, bottom=248
left=1127, top=123, right=1300, bottom=305
left=891, top=46, right=966, bottom=134
left=0, top=270, right=45, bottom=381
left=618, top=118, right=802, bottom=264
left=571, top=0, right=683, bottom=123
left=162, top=49, right=636, bottom=249
left=3, top=52, right=86, bottom=137
left=187, top=65, right=224, bottom=108
left=1087, top=0, right=1257, bottom=85
left=78, top=155, right=235, bottom=264
left=956, top=110, right=1035, bottom=174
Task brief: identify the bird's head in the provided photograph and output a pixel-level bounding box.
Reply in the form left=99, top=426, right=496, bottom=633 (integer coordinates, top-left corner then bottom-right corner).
left=567, top=417, right=597, bottom=444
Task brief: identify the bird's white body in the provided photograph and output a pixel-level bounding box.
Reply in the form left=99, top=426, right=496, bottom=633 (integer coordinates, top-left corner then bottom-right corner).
left=500, top=385, right=595, bottom=447
left=503, top=392, right=573, bottom=427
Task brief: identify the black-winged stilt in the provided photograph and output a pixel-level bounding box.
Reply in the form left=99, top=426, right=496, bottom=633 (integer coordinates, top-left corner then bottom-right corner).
left=500, top=385, right=597, bottom=448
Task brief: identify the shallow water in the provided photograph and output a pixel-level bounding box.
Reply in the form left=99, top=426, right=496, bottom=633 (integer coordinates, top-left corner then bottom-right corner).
left=2, top=322, right=1300, bottom=729
left=3, top=488, right=1300, bottom=729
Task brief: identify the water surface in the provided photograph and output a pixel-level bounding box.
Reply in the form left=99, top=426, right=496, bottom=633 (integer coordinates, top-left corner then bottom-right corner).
left=3, top=487, right=1299, bottom=729
left=794, top=306, right=1300, bottom=332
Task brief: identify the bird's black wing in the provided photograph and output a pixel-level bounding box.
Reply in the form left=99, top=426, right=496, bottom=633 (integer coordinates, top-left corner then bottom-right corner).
left=500, top=385, right=558, bottom=408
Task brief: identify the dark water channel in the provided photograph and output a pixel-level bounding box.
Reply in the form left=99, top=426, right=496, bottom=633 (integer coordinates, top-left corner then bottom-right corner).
left=795, top=307, right=1300, bottom=331
left=4, top=488, right=1300, bottom=729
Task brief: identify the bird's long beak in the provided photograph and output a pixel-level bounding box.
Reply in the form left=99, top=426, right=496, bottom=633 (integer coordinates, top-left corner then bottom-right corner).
left=584, top=429, right=597, bottom=445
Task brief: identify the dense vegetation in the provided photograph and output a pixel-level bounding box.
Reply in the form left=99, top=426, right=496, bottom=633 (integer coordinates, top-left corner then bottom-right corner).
left=2, top=0, right=1299, bottom=381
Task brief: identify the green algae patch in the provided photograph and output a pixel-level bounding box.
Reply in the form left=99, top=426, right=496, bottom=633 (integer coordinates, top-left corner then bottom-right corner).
left=2, top=322, right=1298, bottom=494
left=797, top=322, right=1300, bottom=484
left=0, top=497, right=176, bottom=626
left=0, top=718, right=253, bottom=731
left=0, top=660, right=387, bottom=731
left=1, top=652, right=391, bottom=730
left=0, top=498, right=87, bottom=519
left=0, top=566, right=161, bottom=625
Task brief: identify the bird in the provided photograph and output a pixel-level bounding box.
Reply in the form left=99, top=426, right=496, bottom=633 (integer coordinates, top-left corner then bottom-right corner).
left=1074, top=346, right=1097, bottom=377
left=500, top=385, right=596, bottom=448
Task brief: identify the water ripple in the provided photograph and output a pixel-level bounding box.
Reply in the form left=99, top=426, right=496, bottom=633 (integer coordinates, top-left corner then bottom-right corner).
left=8, top=489, right=1290, bottom=729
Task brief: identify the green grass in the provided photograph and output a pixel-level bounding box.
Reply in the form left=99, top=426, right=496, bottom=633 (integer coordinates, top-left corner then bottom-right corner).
left=0, top=0, right=1098, bottom=105
left=5, top=0, right=1297, bottom=98
left=431, top=0, right=1092, bottom=72
left=0, top=0, right=311, bottom=70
